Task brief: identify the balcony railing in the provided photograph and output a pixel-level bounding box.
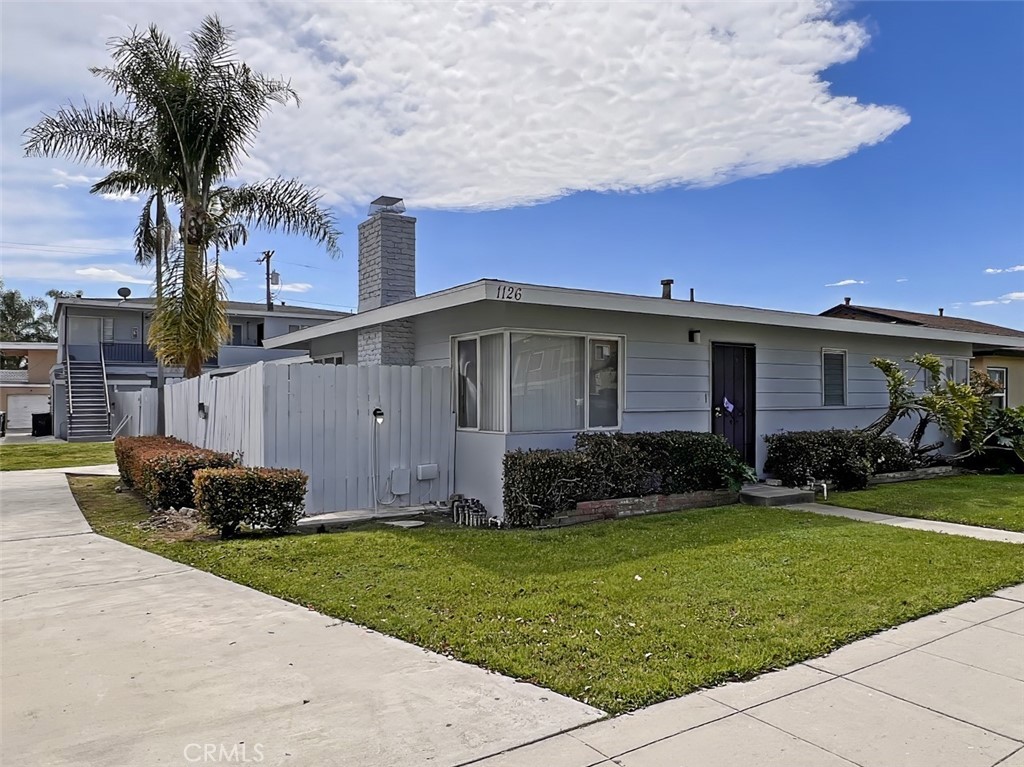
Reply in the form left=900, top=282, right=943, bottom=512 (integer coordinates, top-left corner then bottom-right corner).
left=102, top=342, right=157, bottom=364
left=0, top=370, right=29, bottom=383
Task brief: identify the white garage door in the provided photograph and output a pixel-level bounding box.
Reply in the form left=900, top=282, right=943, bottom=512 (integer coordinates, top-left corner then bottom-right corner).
left=6, top=395, right=50, bottom=430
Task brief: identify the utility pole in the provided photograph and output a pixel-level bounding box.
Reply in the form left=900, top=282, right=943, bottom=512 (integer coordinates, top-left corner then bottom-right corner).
left=258, top=250, right=275, bottom=311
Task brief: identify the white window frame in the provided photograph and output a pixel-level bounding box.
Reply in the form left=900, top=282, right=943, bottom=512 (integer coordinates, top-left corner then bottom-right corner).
left=312, top=353, right=344, bottom=365
left=101, top=317, right=114, bottom=343
left=947, top=357, right=971, bottom=385
left=988, top=366, right=1008, bottom=410
left=452, top=328, right=626, bottom=434
left=821, top=348, right=848, bottom=407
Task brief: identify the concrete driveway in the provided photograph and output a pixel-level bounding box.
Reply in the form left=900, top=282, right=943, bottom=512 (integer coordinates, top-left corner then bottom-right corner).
left=0, top=470, right=602, bottom=767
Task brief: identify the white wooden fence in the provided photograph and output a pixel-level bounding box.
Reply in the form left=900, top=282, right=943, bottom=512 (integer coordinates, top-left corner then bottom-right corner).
left=111, top=388, right=159, bottom=437
left=161, top=362, right=454, bottom=514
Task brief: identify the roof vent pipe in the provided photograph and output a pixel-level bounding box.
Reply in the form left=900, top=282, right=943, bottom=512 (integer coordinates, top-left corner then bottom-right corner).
left=689, top=287, right=696, bottom=302
left=844, top=296, right=852, bottom=305
left=661, top=279, right=674, bottom=299
left=938, top=307, right=944, bottom=317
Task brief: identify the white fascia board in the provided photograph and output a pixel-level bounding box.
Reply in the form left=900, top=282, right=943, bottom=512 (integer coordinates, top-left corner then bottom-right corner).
left=263, top=281, right=490, bottom=348
left=264, top=277, right=1024, bottom=351
left=489, top=281, right=1024, bottom=348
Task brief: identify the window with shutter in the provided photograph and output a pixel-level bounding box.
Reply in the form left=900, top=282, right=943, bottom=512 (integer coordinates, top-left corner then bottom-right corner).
left=823, top=350, right=847, bottom=406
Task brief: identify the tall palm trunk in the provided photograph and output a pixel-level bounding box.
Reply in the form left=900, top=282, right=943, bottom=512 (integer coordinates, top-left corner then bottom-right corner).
left=154, top=190, right=167, bottom=434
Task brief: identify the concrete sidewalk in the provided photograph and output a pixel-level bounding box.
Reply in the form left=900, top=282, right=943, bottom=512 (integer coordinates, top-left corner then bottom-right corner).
left=788, top=502, right=1024, bottom=544
left=472, top=586, right=1024, bottom=767
left=0, top=470, right=602, bottom=767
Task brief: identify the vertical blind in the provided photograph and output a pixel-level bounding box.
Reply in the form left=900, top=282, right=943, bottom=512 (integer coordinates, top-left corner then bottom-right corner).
left=511, top=333, right=584, bottom=432
left=479, top=334, right=504, bottom=431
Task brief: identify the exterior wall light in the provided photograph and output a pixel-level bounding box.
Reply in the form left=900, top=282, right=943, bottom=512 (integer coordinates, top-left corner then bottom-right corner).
left=373, top=407, right=385, bottom=425
left=688, top=330, right=702, bottom=344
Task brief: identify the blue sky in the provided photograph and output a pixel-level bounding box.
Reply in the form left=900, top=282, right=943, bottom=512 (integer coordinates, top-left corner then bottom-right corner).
left=2, top=1, right=1022, bottom=327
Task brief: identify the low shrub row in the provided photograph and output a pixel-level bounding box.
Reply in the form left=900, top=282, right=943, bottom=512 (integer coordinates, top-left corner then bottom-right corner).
left=194, top=467, right=308, bottom=538
left=114, top=437, right=308, bottom=537
left=114, top=436, right=239, bottom=509
left=503, top=431, right=753, bottom=527
left=763, top=429, right=914, bottom=490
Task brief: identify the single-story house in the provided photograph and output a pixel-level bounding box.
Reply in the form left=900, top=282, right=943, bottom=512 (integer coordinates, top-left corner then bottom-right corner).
left=266, top=197, right=1024, bottom=517
left=821, top=300, right=1024, bottom=409
left=0, top=342, right=57, bottom=431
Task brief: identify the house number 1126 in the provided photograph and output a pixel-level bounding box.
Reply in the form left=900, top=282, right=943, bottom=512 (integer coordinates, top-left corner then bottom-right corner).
left=496, top=284, right=522, bottom=301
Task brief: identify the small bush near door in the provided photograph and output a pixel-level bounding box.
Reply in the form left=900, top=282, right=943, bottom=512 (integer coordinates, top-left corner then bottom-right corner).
left=193, top=467, right=308, bottom=538
left=763, top=430, right=914, bottom=490
left=503, top=431, right=753, bottom=527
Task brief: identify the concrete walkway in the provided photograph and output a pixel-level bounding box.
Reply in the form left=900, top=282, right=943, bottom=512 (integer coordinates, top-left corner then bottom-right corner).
left=788, top=502, right=1024, bottom=544
left=471, top=586, right=1024, bottom=767
left=0, top=470, right=602, bottom=767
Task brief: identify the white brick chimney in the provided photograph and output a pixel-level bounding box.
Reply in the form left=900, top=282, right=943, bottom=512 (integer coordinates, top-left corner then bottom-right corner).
left=357, top=196, right=416, bottom=365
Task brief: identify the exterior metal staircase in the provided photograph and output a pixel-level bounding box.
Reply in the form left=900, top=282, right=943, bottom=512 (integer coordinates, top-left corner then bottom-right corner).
left=67, top=359, right=112, bottom=442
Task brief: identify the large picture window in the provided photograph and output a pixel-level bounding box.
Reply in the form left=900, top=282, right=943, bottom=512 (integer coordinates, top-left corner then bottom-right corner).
left=455, top=330, right=622, bottom=433
left=511, top=333, right=585, bottom=432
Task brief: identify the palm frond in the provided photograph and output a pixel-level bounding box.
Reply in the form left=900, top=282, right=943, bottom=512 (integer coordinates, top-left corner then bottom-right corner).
left=22, top=102, right=145, bottom=166
left=224, top=178, right=341, bottom=256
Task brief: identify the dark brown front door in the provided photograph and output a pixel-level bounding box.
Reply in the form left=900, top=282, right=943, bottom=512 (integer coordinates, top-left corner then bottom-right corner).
left=712, top=343, right=756, bottom=465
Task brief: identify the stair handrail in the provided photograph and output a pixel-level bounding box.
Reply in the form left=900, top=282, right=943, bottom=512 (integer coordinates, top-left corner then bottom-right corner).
left=66, top=355, right=74, bottom=417
left=99, top=344, right=112, bottom=431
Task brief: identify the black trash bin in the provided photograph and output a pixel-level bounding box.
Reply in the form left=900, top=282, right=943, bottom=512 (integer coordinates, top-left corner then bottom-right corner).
left=0, top=411, right=7, bottom=438
left=31, top=412, right=52, bottom=437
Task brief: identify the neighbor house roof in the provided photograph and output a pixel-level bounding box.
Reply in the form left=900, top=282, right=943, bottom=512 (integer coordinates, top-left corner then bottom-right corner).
left=264, top=279, right=1024, bottom=351
left=54, top=296, right=349, bottom=322
left=819, top=303, right=1024, bottom=338
left=0, top=342, right=58, bottom=352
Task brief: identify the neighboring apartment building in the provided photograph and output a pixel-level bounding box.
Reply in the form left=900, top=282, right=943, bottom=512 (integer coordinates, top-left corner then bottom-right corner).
left=52, top=296, right=348, bottom=441
left=0, top=342, right=58, bottom=430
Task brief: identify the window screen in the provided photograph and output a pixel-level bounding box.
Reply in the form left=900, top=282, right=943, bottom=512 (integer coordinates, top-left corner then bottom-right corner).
left=823, top=351, right=846, bottom=406
left=588, top=338, right=620, bottom=428
left=457, top=338, right=478, bottom=429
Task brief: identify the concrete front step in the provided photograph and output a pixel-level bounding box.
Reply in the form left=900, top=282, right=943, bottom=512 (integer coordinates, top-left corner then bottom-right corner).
left=740, top=485, right=816, bottom=507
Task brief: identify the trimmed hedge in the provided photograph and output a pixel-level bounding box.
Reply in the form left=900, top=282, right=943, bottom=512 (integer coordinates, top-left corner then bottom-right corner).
left=503, top=431, right=753, bottom=527
left=113, top=436, right=240, bottom=510
left=763, top=430, right=914, bottom=490
left=114, top=436, right=188, bottom=488
left=194, top=467, right=308, bottom=538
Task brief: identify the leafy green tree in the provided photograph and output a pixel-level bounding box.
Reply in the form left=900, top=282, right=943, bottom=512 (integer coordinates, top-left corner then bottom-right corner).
left=24, top=16, right=340, bottom=377
left=0, top=279, right=56, bottom=368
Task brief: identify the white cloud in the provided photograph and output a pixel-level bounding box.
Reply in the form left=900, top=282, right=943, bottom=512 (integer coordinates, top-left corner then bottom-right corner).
left=74, top=266, right=152, bottom=285
left=2, top=1, right=910, bottom=212
left=52, top=168, right=95, bottom=185
left=53, top=183, right=68, bottom=189
left=895, top=278, right=909, bottom=283
left=278, top=282, right=313, bottom=293
left=99, top=191, right=141, bottom=203
left=825, top=279, right=866, bottom=287
left=985, top=265, right=1024, bottom=274
left=970, top=292, right=1024, bottom=307
left=218, top=265, right=246, bottom=280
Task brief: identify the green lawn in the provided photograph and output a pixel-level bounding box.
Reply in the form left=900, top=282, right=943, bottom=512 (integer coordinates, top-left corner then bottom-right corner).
left=831, top=475, right=1024, bottom=533
left=71, top=476, right=1024, bottom=714
left=0, top=441, right=115, bottom=471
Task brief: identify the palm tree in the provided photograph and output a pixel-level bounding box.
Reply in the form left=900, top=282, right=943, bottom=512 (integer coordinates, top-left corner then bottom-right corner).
left=24, top=15, right=340, bottom=377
